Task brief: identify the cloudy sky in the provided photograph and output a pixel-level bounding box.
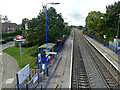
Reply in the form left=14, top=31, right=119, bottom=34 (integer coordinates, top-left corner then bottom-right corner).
left=0, top=0, right=119, bottom=26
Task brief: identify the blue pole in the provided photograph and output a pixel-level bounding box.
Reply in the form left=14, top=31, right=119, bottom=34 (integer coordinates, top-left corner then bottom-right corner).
left=104, top=18, right=107, bottom=46
left=117, top=29, right=119, bottom=38
left=92, top=22, right=94, bottom=38
left=105, top=18, right=107, bottom=35
left=19, top=42, right=23, bottom=67
left=26, top=84, right=28, bottom=90
left=115, top=29, right=119, bottom=54
left=41, top=85, right=42, bottom=90
left=45, top=4, right=47, bottom=49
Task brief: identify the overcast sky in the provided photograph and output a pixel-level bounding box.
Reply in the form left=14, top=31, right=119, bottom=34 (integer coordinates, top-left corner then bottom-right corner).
left=0, top=0, right=119, bottom=26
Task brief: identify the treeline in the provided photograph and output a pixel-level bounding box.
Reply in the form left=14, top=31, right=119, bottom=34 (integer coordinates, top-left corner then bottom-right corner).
left=85, top=1, right=120, bottom=43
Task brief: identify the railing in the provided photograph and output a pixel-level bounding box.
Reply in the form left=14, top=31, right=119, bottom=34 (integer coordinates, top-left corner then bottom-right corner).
left=14, top=69, right=43, bottom=90
left=86, top=33, right=118, bottom=54
left=55, top=33, right=70, bottom=52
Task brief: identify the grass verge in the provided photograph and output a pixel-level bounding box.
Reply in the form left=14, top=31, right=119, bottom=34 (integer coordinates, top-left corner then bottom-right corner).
left=3, top=46, right=36, bottom=68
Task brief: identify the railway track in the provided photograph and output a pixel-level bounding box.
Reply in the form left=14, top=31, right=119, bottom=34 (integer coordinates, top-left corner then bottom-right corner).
left=71, top=29, right=120, bottom=89
left=71, top=30, right=90, bottom=89
left=84, top=36, right=120, bottom=89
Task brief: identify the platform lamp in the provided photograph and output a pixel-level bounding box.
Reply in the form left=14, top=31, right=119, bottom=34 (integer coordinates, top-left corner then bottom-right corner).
left=90, top=21, right=94, bottom=38
left=115, top=13, right=120, bottom=54
left=45, top=2, right=60, bottom=49
left=45, top=2, right=60, bottom=76
left=101, top=16, right=107, bottom=46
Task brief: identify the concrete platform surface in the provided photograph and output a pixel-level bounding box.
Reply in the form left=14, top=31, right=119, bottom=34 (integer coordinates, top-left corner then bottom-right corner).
left=37, top=31, right=73, bottom=89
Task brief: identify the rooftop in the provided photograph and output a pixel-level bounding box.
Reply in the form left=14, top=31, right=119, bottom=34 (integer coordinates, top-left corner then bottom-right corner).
left=38, top=43, right=56, bottom=50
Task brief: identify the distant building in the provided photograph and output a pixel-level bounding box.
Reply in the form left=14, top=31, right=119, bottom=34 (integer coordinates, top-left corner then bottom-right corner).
left=2, top=22, right=21, bottom=32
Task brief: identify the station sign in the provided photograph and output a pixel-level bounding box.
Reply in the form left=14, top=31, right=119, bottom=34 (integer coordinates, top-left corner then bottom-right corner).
left=16, top=35, right=24, bottom=40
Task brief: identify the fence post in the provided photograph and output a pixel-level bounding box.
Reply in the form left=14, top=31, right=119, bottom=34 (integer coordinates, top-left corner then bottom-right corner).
left=41, top=85, right=42, bottom=90
left=26, top=84, right=28, bottom=90
left=16, top=73, right=19, bottom=90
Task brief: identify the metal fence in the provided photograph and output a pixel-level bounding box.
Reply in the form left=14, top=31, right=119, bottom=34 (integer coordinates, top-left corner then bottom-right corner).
left=14, top=69, right=43, bottom=90
left=56, top=33, right=70, bottom=52
left=86, top=33, right=118, bottom=54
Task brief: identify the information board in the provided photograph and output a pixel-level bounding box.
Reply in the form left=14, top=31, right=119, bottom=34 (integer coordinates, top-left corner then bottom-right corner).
left=17, top=64, right=30, bottom=84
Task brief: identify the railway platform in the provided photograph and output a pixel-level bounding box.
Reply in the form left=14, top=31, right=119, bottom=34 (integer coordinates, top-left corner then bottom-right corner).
left=84, top=34, right=120, bottom=72
left=37, top=31, right=73, bottom=88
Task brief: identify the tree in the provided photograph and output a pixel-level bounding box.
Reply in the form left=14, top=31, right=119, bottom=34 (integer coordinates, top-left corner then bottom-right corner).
left=26, top=7, right=65, bottom=46
left=85, top=11, right=104, bottom=39
left=85, top=1, right=120, bottom=43
left=106, top=1, right=120, bottom=40
left=78, top=25, right=83, bottom=30
left=0, top=15, right=11, bottom=23
left=21, top=18, right=29, bottom=30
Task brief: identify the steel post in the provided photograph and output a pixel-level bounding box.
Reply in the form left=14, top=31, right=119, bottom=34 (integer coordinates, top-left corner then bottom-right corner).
left=19, top=42, right=22, bottom=67
left=45, top=4, right=47, bottom=49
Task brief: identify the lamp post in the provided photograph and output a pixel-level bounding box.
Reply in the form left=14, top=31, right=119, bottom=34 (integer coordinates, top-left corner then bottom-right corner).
left=45, top=2, right=60, bottom=76
left=115, top=13, right=120, bottom=54
left=104, top=18, right=107, bottom=46
left=117, top=13, right=120, bottom=39
left=90, top=21, right=94, bottom=38
left=45, top=3, right=60, bottom=49
left=101, top=17, right=107, bottom=46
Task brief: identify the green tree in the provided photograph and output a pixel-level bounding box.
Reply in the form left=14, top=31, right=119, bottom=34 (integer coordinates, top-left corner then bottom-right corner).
left=78, top=25, right=83, bottom=30
left=85, top=11, right=104, bottom=39
left=26, top=7, right=65, bottom=46
left=106, top=1, right=120, bottom=41
left=21, top=18, right=29, bottom=30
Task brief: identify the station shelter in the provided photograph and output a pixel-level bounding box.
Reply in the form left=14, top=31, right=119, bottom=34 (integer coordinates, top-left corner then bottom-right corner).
left=37, top=43, right=56, bottom=65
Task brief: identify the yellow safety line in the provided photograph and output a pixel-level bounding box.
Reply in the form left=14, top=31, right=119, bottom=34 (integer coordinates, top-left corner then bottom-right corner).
left=89, top=38, right=119, bottom=63
left=53, top=36, right=71, bottom=89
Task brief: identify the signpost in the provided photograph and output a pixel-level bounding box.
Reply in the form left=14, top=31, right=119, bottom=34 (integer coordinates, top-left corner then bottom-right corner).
left=16, top=35, right=24, bottom=67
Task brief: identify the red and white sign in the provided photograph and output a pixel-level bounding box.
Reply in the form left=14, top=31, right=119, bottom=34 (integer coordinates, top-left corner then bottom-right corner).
left=16, top=35, right=24, bottom=40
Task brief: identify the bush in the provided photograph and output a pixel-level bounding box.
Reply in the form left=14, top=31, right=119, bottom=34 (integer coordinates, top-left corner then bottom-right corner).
left=4, top=37, right=13, bottom=42
left=2, top=29, right=22, bottom=38
left=27, top=45, right=39, bottom=57
left=15, top=41, right=30, bottom=47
